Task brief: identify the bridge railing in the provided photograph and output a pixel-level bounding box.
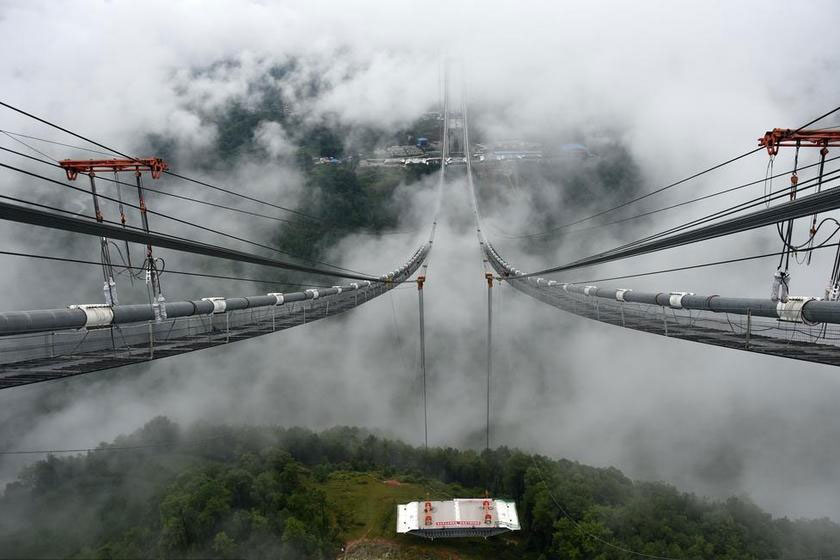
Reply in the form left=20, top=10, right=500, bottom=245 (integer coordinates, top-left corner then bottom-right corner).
left=0, top=243, right=429, bottom=389
left=484, top=242, right=840, bottom=367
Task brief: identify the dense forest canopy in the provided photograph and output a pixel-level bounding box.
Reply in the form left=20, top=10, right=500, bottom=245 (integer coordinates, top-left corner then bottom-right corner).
left=2, top=418, right=839, bottom=559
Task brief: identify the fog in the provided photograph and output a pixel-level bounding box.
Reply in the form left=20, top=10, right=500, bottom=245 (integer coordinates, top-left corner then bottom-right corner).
left=1, top=0, right=840, bottom=522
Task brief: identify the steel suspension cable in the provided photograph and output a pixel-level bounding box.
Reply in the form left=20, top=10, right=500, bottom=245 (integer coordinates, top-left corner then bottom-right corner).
left=0, top=129, right=115, bottom=157
left=0, top=144, right=418, bottom=237
left=502, top=103, right=840, bottom=239
left=0, top=100, right=321, bottom=222
left=0, top=250, right=339, bottom=288
left=0, top=199, right=379, bottom=281
left=521, top=174, right=840, bottom=278
left=1, top=130, right=58, bottom=162
left=574, top=166, right=840, bottom=267
left=459, top=79, right=496, bottom=452
left=506, top=148, right=763, bottom=239
left=0, top=160, right=369, bottom=276
left=0, top=435, right=231, bottom=456
left=562, top=239, right=840, bottom=286
left=489, top=154, right=840, bottom=241
left=0, top=191, right=388, bottom=287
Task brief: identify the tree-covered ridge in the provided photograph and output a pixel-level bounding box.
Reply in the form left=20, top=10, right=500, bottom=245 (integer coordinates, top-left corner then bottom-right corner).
left=1, top=418, right=839, bottom=559
left=142, top=58, right=441, bottom=271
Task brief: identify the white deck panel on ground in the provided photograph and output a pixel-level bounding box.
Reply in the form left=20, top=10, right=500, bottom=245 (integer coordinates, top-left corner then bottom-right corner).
left=396, top=498, right=520, bottom=539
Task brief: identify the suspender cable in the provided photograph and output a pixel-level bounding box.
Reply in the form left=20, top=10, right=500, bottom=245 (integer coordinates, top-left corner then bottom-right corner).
left=0, top=250, right=341, bottom=288
left=807, top=146, right=830, bottom=265
left=417, top=274, right=428, bottom=449
left=770, top=142, right=800, bottom=301
left=485, top=272, right=493, bottom=451
left=781, top=141, right=801, bottom=272
left=413, top=59, right=449, bottom=450
left=459, top=72, right=494, bottom=450
left=79, top=172, right=120, bottom=305
left=112, top=169, right=134, bottom=282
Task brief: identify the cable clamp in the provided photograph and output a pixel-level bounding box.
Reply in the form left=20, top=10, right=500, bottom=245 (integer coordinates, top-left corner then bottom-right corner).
left=267, top=292, right=285, bottom=305
left=776, top=296, right=817, bottom=324
left=305, top=289, right=320, bottom=300
left=668, top=292, right=694, bottom=309
left=583, top=285, right=597, bottom=296
left=332, top=286, right=343, bottom=295
left=69, top=304, right=114, bottom=328
left=201, top=297, right=227, bottom=314
left=615, top=288, right=631, bottom=302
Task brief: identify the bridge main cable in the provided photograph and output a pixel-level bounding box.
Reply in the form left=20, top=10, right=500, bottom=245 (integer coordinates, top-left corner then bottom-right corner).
left=0, top=199, right=378, bottom=282
left=521, top=183, right=840, bottom=278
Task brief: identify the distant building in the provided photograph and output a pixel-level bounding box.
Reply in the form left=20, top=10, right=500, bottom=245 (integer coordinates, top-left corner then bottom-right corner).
left=397, top=498, right=520, bottom=539
left=416, top=137, right=429, bottom=148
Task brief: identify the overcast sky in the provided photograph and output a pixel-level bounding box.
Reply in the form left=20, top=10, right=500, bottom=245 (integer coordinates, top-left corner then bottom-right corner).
left=1, top=0, right=840, bottom=521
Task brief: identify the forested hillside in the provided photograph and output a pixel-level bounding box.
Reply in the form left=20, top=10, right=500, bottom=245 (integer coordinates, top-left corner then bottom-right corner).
left=1, top=418, right=838, bottom=559
left=4, top=61, right=833, bottom=560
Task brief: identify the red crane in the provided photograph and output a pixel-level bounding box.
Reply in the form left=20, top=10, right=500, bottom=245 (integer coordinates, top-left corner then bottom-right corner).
left=759, top=128, right=840, bottom=299
left=759, top=128, right=840, bottom=156
left=58, top=157, right=169, bottom=312
left=58, top=157, right=168, bottom=181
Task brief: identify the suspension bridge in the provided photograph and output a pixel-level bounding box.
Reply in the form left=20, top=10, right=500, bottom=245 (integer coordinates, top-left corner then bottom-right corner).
left=1, top=78, right=840, bottom=459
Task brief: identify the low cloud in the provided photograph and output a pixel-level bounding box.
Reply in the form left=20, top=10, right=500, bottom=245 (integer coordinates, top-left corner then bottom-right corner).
left=0, top=0, right=840, bottom=523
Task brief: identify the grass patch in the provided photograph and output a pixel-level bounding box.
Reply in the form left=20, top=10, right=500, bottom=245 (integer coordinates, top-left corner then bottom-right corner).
left=318, top=471, right=524, bottom=560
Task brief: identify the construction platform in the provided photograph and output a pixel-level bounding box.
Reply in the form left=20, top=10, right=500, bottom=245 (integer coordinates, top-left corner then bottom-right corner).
left=396, top=498, right=520, bottom=539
